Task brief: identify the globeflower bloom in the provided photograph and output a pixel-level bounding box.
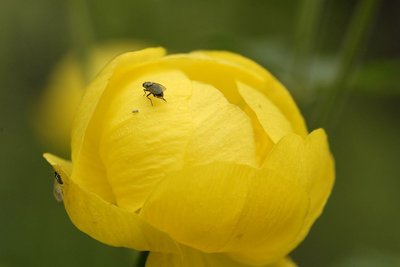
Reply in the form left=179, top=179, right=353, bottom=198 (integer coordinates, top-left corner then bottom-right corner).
left=44, top=47, right=334, bottom=267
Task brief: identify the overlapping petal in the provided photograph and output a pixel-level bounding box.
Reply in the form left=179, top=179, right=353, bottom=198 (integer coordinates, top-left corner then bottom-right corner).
left=237, top=81, right=293, bottom=143
left=140, top=162, right=309, bottom=265
left=71, top=47, right=167, bottom=205
left=99, top=70, right=193, bottom=211
left=263, top=129, right=335, bottom=248
left=188, top=51, right=308, bottom=136
left=43, top=153, right=178, bottom=253
left=263, top=129, right=334, bottom=222
left=184, top=81, right=258, bottom=167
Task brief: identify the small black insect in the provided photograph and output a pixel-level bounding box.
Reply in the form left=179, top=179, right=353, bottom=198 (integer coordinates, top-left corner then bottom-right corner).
left=54, top=171, right=63, bottom=185
left=142, top=82, right=167, bottom=106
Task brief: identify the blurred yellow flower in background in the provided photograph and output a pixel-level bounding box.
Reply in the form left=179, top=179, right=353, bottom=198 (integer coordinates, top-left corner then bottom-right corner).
left=33, top=53, right=84, bottom=153
left=33, top=41, right=145, bottom=153
left=44, top=47, right=334, bottom=267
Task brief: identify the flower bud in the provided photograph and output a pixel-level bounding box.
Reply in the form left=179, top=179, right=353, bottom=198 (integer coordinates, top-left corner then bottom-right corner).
left=44, top=48, right=334, bottom=267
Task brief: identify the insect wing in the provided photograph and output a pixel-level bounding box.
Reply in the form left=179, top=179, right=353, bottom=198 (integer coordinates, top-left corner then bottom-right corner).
left=159, top=83, right=166, bottom=92
left=152, top=83, right=166, bottom=93
left=53, top=180, right=63, bottom=202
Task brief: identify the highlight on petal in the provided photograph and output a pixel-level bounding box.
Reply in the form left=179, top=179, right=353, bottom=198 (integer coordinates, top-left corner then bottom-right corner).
left=43, top=153, right=179, bottom=253
left=140, top=162, right=309, bottom=265
left=146, top=245, right=297, bottom=267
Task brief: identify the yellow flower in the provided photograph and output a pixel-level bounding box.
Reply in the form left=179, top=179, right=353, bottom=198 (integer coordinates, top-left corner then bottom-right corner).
left=44, top=48, right=334, bottom=267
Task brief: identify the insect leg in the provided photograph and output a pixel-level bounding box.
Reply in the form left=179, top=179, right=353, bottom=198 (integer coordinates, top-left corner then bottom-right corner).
left=146, top=93, right=153, bottom=106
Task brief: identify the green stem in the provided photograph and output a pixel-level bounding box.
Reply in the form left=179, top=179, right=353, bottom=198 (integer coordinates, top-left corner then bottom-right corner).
left=134, top=251, right=149, bottom=267
left=293, top=0, right=325, bottom=96
left=67, top=0, right=94, bottom=82
left=313, top=0, right=380, bottom=129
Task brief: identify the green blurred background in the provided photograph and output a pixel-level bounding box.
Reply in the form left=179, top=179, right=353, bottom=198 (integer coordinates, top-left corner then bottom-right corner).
left=1, top=0, right=399, bottom=266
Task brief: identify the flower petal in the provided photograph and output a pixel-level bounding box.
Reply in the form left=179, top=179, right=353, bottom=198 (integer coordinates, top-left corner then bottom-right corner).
left=140, top=163, right=248, bottom=252
left=140, top=162, right=309, bottom=265
left=188, top=51, right=307, bottom=136
left=87, top=41, right=147, bottom=78
left=263, top=129, right=335, bottom=248
left=98, top=70, right=193, bottom=211
left=72, top=47, right=167, bottom=161
left=43, top=152, right=72, bottom=177
left=190, top=51, right=266, bottom=82
left=223, top=168, right=309, bottom=265
left=264, top=129, right=335, bottom=225
left=146, top=246, right=297, bottom=267
left=96, top=68, right=259, bottom=211
left=185, top=81, right=258, bottom=167
left=43, top=153, right=178, bottom=253
left=71, top=48, right=167, bottom=203
left=237, top=81, right=294, bottom=143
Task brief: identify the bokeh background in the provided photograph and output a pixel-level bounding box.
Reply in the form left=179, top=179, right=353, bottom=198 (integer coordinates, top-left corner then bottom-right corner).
left=1, top=0, right=399, bottom=266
